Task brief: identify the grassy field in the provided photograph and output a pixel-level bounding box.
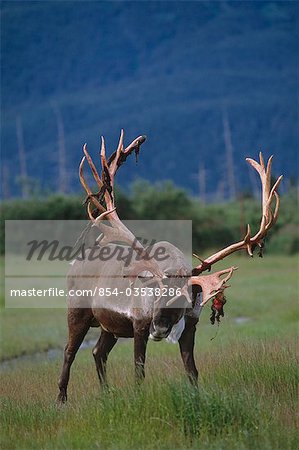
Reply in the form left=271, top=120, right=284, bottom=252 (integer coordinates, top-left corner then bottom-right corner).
left=1, top=254, right=298, bottom=449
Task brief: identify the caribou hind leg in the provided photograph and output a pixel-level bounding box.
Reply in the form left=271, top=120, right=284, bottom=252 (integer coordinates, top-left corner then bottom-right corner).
left=134, top=323, right=149, bottom=383
left=179, top=317, right=199, bottom=385
left=57, top=309, right=92, bottom=403
left=92, top=330, right=117, bottom=386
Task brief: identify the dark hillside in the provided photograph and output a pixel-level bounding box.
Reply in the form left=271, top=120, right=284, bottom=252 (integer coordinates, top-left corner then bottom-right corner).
left=1, top=1, right=298, bottom=197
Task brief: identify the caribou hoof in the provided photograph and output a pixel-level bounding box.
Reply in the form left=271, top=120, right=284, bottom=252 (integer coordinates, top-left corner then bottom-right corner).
left=56, top=391, right=67, bottom=405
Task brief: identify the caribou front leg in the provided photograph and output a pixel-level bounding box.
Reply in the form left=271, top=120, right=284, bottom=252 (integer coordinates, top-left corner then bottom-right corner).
left=57, top=309, right=92, bottom=403
left=133, top=323, right=149, bottom=382
left=93, top=330, right=117, bottom=386
left=179, top=317, right=199, bottom=385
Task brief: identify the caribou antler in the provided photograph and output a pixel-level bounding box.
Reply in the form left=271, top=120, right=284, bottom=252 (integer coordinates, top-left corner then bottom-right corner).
left=189, top=153, right=282, bottom=309
left=193, top=153, right=283, bottom=275
left=79, top=130, right=164, bottom=280
left=190, top=266, right=238, bottom=306
left=80, top=130, right=146, bottom=221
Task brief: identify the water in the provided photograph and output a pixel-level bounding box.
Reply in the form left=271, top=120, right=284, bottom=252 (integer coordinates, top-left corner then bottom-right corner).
left=0, top=339, right=97, bottom=371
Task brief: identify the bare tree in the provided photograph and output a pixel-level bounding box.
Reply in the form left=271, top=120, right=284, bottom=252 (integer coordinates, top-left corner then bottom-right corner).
left=1, top=164, right=10, bottom=199
left=16, top=116, right=29, bottom=198
left=52, top=103, right=67, bottom=193
left=222, top=108, right=236, bottom=200
left=192, top=164, right=206, bottom=203
left=198, top=164, right=206, bottom=204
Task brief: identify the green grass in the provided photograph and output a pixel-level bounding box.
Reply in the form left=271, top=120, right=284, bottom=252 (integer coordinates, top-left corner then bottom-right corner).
left=1, top=339, right=297, bottom=449
left=1, top=254, right=298, bottom=449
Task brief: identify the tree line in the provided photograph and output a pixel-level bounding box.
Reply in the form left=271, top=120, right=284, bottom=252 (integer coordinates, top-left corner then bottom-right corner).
left=1, top=181, right=298, bottom=255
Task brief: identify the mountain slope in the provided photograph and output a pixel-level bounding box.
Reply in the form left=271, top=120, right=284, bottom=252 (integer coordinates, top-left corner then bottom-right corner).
left=1, top=1, right=298, bottom=197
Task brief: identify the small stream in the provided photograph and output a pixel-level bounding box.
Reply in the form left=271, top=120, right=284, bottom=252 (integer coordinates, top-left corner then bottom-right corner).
left=0, top=339, right=98, bottom=371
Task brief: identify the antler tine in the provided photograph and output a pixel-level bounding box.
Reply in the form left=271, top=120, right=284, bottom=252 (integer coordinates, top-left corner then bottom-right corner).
left=243, top=223, right=253, bottom=256
left=263, top=155, right=273, bottom=218
left=250, top=214, right=267, bottom=245
left=117, top=128, right=124, bottom=151
left=83, top=144, right=104, bottom=190
left=123, top=135, right=146, bottom=155
left=79, top=155, right=106, bottom=214
left=87, top=202, right=115, bottom=224
left=100, top=136, right=109, bottom=172
left=86, top=200, right=96, bottom=223
left=265, top=154, right=273, bottom=190
left=247, top=155, right=269, bottom=222
left=215, top=266, right=238, bottom=278
left=269, top=174, right=283, bottom=199
left=271, top=190, right=280, bottom=227
left=192, top=253, right=205, bottom=263
left=264, top=176, right=283, bottom=230
left=259, top=151, right=265, bottom=171
left=166, top=285, right=192, bottom=307
left=220, top=265, right=238, bottom=284
left=105, top=133, right=147, bottom=181
left=109, top=129, right=124, bottom=176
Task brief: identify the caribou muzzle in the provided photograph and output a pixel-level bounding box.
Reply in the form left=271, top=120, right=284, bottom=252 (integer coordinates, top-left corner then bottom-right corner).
left=149, top=319, right=172, bottom=341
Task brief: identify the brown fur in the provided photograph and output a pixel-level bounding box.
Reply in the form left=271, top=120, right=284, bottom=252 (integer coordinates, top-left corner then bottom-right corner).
left=57, top=242, right=199, bottom=403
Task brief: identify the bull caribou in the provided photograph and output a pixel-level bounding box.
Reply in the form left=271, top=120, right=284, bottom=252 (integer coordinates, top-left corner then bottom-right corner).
left=57, top=131, right=282, bottom=403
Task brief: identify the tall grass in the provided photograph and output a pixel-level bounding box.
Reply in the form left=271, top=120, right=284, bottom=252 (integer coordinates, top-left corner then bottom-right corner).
left=1, top=339, right=298, bottom=449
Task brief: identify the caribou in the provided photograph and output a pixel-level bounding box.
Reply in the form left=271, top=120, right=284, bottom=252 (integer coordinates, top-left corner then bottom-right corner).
left=57, top=131, right=282, bottom=403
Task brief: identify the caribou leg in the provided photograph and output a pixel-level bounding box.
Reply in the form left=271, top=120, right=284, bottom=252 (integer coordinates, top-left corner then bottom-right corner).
left=133, top=325, right=149, bottom=382
left=93, top=330, right=117, bottom=385
left=57, top=309, right=92, bottom=403
left=179, top=317, right=199, bottom=385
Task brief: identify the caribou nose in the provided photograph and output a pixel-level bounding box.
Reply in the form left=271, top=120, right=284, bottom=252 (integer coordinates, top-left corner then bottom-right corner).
left=149, top=321, right=172, bottom=341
